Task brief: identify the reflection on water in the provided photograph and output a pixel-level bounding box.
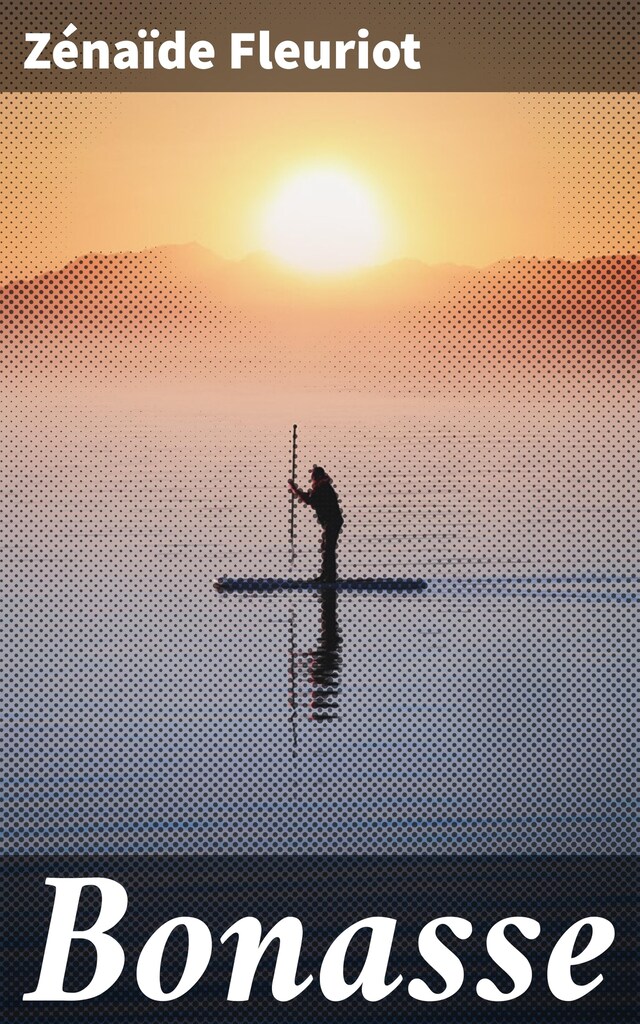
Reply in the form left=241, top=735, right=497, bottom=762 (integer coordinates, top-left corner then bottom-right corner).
left=309, top=591, right=342, bottom=722
left=289, top=592, right=343, bottom=737
left=2, top=396, right=638, bottom=856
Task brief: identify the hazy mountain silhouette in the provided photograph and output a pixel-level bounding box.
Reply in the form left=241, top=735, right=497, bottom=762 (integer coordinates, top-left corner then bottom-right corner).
left=2, top=244, right=637, bottom=387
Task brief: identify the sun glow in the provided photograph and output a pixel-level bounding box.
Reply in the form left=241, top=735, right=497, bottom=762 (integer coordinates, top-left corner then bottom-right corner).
left=261, top=167, right=384, bottom=274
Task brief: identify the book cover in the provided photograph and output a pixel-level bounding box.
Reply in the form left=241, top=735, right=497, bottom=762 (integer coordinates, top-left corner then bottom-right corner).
left=2, top=3, right=637, bottom=1021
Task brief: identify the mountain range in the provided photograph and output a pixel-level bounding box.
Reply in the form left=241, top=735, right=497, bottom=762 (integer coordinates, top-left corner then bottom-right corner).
left=2, top=244, right=637, bottom=388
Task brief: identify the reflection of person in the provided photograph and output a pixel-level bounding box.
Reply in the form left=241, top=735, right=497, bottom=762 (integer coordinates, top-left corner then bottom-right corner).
left=288, top=590, right=342, bottom=732
left=309, top=589, right=342, bottom=721
left=288, top=466, right=344, bottom=582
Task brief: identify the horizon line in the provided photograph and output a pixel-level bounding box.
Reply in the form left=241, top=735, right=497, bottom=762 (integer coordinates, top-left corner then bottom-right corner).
left=2, top=243, right=639, bottom=289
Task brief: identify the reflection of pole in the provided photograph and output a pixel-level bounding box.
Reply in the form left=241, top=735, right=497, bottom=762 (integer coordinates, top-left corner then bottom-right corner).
left=289, top=424, right=297, bottom=563
left=288, top=607, right=298, bottom=754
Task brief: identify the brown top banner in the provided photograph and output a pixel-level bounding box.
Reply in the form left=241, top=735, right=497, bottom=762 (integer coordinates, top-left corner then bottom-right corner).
left=3, top=1, right=639, bottom=91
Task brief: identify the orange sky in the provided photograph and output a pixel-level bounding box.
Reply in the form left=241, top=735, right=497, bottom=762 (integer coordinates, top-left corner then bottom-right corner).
left=1, top=91, right=637, bottom=283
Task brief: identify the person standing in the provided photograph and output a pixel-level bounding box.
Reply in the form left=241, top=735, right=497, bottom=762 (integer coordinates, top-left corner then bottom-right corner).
left=288, top=466, right=344, bottom=582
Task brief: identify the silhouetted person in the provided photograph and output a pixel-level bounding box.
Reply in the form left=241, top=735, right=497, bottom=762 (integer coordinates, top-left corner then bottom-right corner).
left=288, top=466, right=343, bottom=582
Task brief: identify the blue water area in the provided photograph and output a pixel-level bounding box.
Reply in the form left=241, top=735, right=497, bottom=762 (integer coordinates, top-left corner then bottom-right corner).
left=4, top=579, right=637, bottom=856
left=2, top=404, right=638, bottom=857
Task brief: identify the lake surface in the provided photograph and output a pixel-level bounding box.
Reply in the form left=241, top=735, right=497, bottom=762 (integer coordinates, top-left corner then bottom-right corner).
left=2, top=387, right=637, bottom=855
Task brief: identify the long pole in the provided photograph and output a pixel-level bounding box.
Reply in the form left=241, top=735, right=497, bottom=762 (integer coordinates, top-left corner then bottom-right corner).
left=288, top=426, right=298, bottom=754
left=289, top=424, right=297, bottom=563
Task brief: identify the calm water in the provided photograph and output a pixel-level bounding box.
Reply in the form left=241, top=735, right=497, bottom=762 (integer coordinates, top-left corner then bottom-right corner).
left=2, top=389, right=638, bottom=855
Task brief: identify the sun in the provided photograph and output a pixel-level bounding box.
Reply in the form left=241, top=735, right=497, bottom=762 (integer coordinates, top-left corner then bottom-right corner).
left=261, top=167, right=384, bottom=274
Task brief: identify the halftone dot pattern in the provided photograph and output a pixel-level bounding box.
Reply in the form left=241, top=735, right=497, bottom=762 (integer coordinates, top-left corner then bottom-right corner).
left=3, top=2, right=639, bottom=90
left=0, top=93, right=121, bottom=282
left=518, top=95, right=640, bottom=258
left=2, top=88, right=638, bottom=863
left=3, top=855, right=637, bottom=1022
left=419, top=0, right=640, bottom=90
left=330, top=257, right=639, bottom=390
left=1, top=248, right=283, bottom=383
